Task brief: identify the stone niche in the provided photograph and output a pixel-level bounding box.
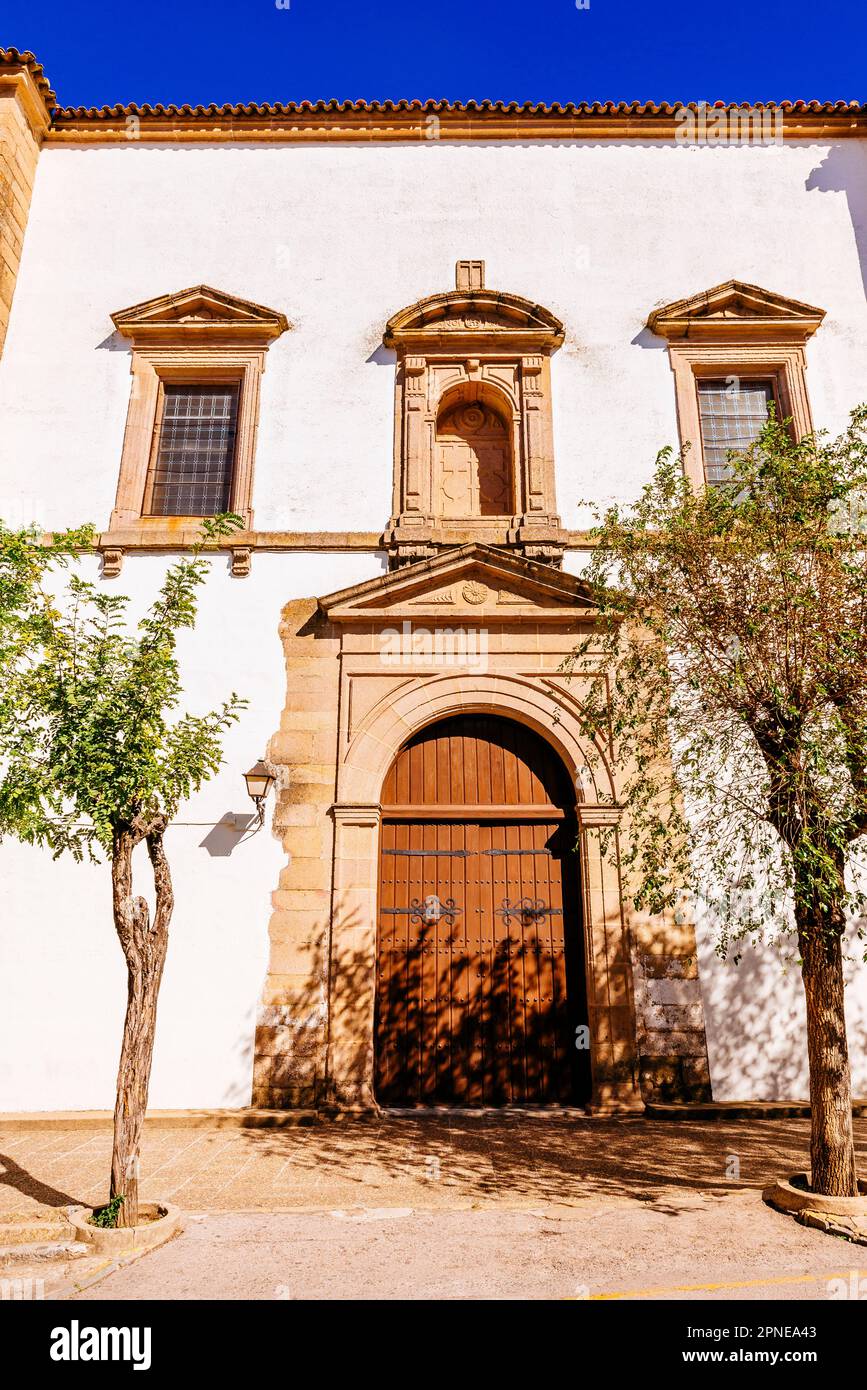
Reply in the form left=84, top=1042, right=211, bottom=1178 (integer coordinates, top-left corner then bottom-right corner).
left=383, top=261, right=568, bottom=569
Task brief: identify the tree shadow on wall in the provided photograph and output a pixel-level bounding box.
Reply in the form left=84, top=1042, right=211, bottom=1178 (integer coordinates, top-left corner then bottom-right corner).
left=256, top=894, right=588, bottom=1111
left=696, top=941, right=810, bottom=1103
left=374, top=908, right=589, bottom=1108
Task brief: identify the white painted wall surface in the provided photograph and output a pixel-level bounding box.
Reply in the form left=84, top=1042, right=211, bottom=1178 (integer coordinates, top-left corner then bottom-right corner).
left=0, top=551, right=381, bottom=1111
left=1, top=139, right=867, bottom=531
left=695, top=916, right=867, bottom=1101
left=2, top=134, right=867, bottom=1105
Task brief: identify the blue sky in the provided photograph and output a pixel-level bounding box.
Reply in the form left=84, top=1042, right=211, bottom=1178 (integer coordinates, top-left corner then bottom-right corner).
left=3, top=0, right=866, bottom=108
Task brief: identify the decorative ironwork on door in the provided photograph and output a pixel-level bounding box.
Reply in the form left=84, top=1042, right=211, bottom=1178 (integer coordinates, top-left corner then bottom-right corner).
left=496, top=897, right=563, bottom=927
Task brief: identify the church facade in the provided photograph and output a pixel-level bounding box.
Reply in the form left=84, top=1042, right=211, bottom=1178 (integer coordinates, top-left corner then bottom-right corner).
left=1, top=48, right=866, bottom=1113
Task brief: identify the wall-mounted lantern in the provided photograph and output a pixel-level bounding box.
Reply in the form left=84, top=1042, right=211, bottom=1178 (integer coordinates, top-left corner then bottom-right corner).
left=243, top=758, right=275, bottom=826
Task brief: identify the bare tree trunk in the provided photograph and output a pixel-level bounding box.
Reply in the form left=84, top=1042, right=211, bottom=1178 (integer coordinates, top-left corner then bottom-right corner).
left=109, top=816, right=173, bottom=1228
left=798, top=914, right=858, bottom=1197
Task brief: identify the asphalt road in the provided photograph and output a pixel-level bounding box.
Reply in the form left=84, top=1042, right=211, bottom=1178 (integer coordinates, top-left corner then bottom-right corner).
left=72, top=1194, right=867, bottom=1301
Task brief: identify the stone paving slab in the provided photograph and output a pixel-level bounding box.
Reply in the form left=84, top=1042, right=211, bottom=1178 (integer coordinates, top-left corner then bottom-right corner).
left=1, top=1114, right=865, bottom=1219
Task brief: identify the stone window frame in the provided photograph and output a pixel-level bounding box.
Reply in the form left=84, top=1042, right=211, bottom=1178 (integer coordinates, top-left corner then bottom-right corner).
left=111, top=348, right=265, bottom=531
left=109, top=285, right=289, bottom=534
left=647, top=280, right=825, bottom=492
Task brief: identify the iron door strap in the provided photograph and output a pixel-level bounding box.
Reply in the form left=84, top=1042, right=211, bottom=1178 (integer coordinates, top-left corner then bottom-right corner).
left=382, top=848, right=551, bottom=857
left=380, top=895, right=461, bottom=926
left=496, top=897, right=563, bottom=926
left=382, top=847, right=473, bottom=857
left=483, top=847, right=550, bottom=856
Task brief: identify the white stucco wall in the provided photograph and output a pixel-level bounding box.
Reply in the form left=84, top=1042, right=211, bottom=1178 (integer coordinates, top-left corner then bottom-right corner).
left=2, top=133, right=867, bottom=1106
left=1, top=138, right=867, bottom=531
left=0, top=551, right=380, bottom=1111
left=694, top=916, right=867, bottom=1102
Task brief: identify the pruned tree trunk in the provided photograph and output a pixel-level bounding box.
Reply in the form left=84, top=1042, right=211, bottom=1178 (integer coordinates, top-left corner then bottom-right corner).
left=109, top=815, right=173, bottom=1228
left=797, top=911, right=858, bottom=1197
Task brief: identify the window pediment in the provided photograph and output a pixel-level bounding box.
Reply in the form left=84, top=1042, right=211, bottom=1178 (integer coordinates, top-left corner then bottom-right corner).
left=111, top=284, right=290, bottom=347
left=385, top=289, right=563, bottom=352
left=107, top=285, right=289, bottom=550
left=647, top=280, right=825, bottom=493
left=647, top=280, right=825, bottom=343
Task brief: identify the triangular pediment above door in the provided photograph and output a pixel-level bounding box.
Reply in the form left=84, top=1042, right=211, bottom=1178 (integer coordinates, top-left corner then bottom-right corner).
left=319, top=544, right=596, bottom=623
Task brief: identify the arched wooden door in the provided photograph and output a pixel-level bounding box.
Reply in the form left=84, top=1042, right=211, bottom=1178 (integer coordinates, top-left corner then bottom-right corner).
left=375, top=714, right=590, bottom=1107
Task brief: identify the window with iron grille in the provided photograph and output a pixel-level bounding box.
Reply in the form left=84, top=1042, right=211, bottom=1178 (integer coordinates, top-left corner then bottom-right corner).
left=697, top=378, right=776, bottom=485
left=144, top=383, right=240, bottom=516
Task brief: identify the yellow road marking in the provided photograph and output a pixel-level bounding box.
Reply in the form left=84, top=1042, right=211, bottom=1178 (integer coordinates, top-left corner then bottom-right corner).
left=580, top=1268, right=867, bottom=1300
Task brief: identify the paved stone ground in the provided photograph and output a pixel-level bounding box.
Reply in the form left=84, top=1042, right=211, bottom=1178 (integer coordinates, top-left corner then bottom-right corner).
left=5, top=1114, right=865, bottom=1215
left=1, top=1115, right=865, bottom=1299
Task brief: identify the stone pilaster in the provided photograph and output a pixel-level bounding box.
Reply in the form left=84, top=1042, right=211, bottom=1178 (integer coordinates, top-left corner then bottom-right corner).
left=251, top=598, right=341, bottom=1108
left=0, top=52, right=53, bottom=357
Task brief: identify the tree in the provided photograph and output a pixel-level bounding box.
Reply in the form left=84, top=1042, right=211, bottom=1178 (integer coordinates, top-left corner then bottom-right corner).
left=0, top=520, right=94, bottom=830
left=572, top=407, right=867, bottom=1197
left=0, top=516, right=245, bottom=1225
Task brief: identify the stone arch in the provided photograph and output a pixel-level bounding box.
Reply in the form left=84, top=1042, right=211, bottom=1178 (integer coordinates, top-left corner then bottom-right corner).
left=327, top=672, right=639, bottom=1114
left=337, top=671, right=616, bottom=807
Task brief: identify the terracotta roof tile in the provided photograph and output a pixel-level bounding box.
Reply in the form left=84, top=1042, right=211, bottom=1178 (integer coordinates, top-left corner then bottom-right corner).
left=52, top=97, right=867, bottom=121
left=0, top=47, right=57, bottom=106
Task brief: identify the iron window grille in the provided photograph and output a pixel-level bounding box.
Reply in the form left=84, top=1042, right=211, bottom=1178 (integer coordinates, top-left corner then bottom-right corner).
left=144, top=382, right=240, bottom=516
left=696, top=378, right=776, bottom=486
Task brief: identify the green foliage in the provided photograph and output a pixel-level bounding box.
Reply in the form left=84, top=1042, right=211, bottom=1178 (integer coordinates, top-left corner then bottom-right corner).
left=90, top=1194, right=124, bottom=1228
left=569, top=406, right=867, bottom=959
left=0, top=520, right=95, bottom=836
left=0, top=514, right=246, bottom=858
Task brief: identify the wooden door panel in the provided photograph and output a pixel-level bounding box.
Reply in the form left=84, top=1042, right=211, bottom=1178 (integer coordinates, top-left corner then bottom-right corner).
left=375, top=716, right=587, bottom=1107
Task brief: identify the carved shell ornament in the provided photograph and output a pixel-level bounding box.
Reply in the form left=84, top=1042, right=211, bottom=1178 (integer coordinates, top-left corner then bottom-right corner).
left=461, top=581, right=488, bottom=605
left=457, top=405, right=486, bottom=432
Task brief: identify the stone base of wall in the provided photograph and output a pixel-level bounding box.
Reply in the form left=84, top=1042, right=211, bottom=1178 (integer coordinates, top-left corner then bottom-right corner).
left=631, top=916, right=713, bottom=1104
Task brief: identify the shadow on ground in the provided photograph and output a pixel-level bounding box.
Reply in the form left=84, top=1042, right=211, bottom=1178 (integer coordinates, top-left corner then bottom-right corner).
left=232, top=1115, right=867, bottom=1207
left=0, top=1151, right=86, bottom=1208
left=3, top=1118, right=866, bottom=1216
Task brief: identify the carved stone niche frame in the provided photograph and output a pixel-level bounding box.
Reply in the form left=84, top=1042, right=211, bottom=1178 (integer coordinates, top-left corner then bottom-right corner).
left=108, top=285, right=290, bottom=542
left=383, top=262, right=566, bottom=567
left=647, top=280, right=825, bottom=491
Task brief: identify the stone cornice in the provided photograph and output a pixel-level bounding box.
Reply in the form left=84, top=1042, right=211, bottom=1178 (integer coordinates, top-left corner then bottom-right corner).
left=93, top=528, right=597, bottom=553
left=0, top=67, right=53, bottom=142
left=43, top=101, right=867, bottom=144
left=0, top=47, right=56, bottom=121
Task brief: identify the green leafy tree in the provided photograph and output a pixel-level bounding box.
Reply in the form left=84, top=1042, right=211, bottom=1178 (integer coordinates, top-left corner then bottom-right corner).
left=0, top=516, right=245, bottom=1226
left=0, top=520, right=94, bottom=825
left=572, top=407, right=867, bottom=1197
